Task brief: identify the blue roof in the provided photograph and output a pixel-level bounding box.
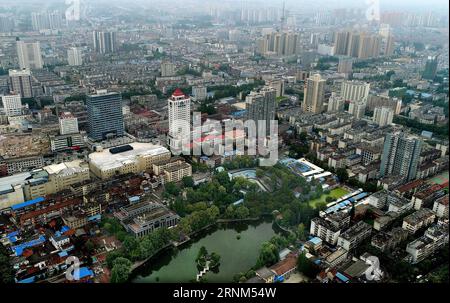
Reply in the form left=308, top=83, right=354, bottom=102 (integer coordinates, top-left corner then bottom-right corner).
left=60, top=226, right=70, bottom=233
left=18, top=276, right=35, bottom=283
left=77, top=267, right=94, bottom=279
left=309, top=237, right=322, bottom=245
left=88, top=214, right=101, bottom=221
left=336, top=272, right=349, bottom=283
left=58, top=251, right=68, bottom=257
left=12, top=235, right=46, bottom=256
left=11, top=197, right=45, bottom=211
left=129, top=196, right=140, bottom=203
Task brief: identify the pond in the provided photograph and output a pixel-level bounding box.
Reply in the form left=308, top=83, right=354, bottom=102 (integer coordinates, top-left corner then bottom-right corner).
left=132, top=218, right=279, bottom=283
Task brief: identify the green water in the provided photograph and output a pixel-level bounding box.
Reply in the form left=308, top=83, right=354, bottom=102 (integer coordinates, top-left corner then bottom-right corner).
left=132, top=219, right=278, bottom=283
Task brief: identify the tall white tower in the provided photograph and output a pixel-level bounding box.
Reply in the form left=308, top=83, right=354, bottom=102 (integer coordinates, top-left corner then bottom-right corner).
left=168, top=88, right=191, bottom=153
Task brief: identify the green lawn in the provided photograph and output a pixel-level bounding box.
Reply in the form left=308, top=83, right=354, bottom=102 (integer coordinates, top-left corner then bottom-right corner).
left=308, top=187, right=349, bottom=209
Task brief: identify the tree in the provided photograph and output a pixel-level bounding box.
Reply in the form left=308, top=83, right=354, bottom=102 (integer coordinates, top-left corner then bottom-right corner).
left=234, top=206, right=250, bottom=219
left=297, top=223, right=307, bottom=241
left=297, top=252, right=320, bottom=278
left=182, top=176, right=195, bottom=188
left=110, top=257, right=132, bottom=283
left=256, top=242, right=279, bottom=268
left=336, top=168, right=349, bottom=183
left=0, top=246, right=14, bottom=283
left=165, top=182, right=180, bottom=196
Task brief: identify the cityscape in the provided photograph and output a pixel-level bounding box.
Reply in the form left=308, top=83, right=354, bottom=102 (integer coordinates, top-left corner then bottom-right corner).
left=0, top=0, right=449, bottom=287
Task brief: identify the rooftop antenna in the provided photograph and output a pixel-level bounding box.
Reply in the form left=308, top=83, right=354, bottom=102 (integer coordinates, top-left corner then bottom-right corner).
left=280, top=1, right=286, bottom=32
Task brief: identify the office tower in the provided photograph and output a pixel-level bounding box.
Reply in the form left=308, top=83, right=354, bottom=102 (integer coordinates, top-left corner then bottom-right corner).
left=422, top=56, right=438, bottom=80
left=67, top=47, right=83, bottom=66
left=1, top=94, right=22, bottom=117
left=168, top=89, right=191, bottom=152
left=8, top=69, right=33, bottom=98
left=348, top=101, right=366, bottom=119
left=303, top=74, right=325, bottom=114
left=245, top=86, right=277, bottom=136
left=373, top=106, right=394, bottom=126
left=266, top=79, right=285, bottom=98
left=86, top=90, right=124, bottom=141
left=93, top=31, right=117, bottom=54
left=327, top=93, right=345, bottom=112
left=16, top=39, right=43, bottom=70
left=161, top=61, right=176, bottom=77
left=340, top=80, right=370, bottom=102
left=0, top=15, right=14, bottom=32
left=380, top=132, right=423, bottom=181
left=192, top=86, right=207, bottom=102
left=59, top=112, right=79, bottom=135
left=337, top=57, right=353, bottom=74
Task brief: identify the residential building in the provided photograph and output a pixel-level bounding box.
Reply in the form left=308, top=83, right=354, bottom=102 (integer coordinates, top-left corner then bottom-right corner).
left=373, top=106, right=394, bottom=126
left=348, top=101, right=366, bottom=119
left=327, top=93, right=345, bottom=113
left=245, top=86, right=277, bottom=136
left=1, top=94, right=22, bottom=117
left=406, top=222, right=449, bottom=263
left=59, top=112, right=79, bottom=135
left=67, top=47, right=83, bottom=66
left=16, top=39, right=43, bottom=69
left=380, top=132, right=423, bottom=181
left=402, top=208, right=436, bottom=234
left=422, top=56, right=438, bottom=80
left=161, top=61, right=177, bottom=77
left=340, top=80, right=370, bottom=102
left=93, top=31, right=116, bottom=54
left=337, top=57, right=353, bottom=74
left=192, top=86, right=207, bottom=102
left=303, top=74, right=325, bottom=114
left=432, top=195, right=449, bottom=218
left=337, top=221, right=372, bottom=251
left=8, top=69, right=33, bottom=98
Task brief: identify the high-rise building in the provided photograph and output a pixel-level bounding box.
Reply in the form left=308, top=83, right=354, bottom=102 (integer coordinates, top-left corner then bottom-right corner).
left=257, top=31, right=299, bottom=57
left=31, top=12, right=50, bottom=31
left=303, top=74, right=325, bottom=114
left=87, top=90, right=124, bottom=141
left=93, top=31, right=117, bottom=54
left=168, top=89, right=191, bottom=152
left=192, top=86, right=207, bottom=101
left=8, top=69, right=33, bottom=98
left=334, top=31, right=381, bottom=59
left=327, top=93, right=345, bottom=112
left=245, top=86, right=277, bottom=136
left=337, top=57, right=353, bottom=74
left=59, top=112, right=79, bottom=135
left=67, top=47, right=83, bottom=66
left=422, top=56, right=438, bottom=80
left=16, top=39, right=44, bottom=69
left=161, top=61, right=176, bottom=77
left=1, top=94, right=22, bottom=117
left=0, top=15, right=14, bottom=32
left=266, top=79, right=285, bottom=97
left=373, top=107, right=394, bottom=126
left=380, top=132, right=423, bottom=181
left=367, top=94, right=402, bottom=114
left=348, top=101, right=366, bottom=119
left=340, top=80, right=370, bottom=102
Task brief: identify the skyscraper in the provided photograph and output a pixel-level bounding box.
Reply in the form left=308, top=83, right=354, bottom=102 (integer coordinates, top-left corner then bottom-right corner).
left=168, top=89, right=191, bottom=152
left=16, top=39, right=44, bottom=69
left=245, top=86, right=277, bottom=136
left=1, top=94, right=22, bottom=117
left=0, top=15, right=14, bottom=32
left=422, top=56, right=438, bottom=80
left=67, top=47, right=83, bottom=66
left=340, top=80, right=370, bottom=102
left=380, top=132, right=423, bottom=181
left=93, top=31, right=117, bottom=54
left=87, top=90, right=124, bottom=141
left=303, top=74, right=325, bottom=114
left=373, top=106, right=394, bottom=126
left=8, top=69, right=33, bottom=98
